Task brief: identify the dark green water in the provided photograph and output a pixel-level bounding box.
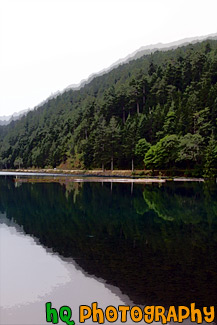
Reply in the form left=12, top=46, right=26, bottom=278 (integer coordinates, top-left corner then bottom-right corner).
left=1, top=176, right=217, bottom=311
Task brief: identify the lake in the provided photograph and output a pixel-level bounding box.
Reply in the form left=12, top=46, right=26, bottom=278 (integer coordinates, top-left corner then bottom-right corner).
left=0, top=175, right=217, bottom=324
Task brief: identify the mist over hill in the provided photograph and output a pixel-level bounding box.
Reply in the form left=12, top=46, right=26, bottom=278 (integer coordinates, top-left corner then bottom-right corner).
left=0, top=109, right=30, bottom=126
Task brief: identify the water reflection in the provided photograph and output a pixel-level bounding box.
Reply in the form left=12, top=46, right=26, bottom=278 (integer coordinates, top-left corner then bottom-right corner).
left=0, top=222, right=71, bottom=307
left=0, top=177, right=217, bottom=320
left=0, top=223, right=132, bottom=324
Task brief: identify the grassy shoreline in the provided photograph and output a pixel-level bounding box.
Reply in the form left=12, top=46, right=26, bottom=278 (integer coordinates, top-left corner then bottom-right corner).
left=0, top=168, right=206, bottom=183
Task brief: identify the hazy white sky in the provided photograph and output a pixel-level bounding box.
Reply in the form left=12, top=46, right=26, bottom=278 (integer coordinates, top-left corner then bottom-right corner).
left=0, top=0, right=217, bottom=116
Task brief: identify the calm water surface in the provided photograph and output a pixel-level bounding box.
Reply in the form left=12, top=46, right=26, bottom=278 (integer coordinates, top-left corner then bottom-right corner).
left=0, top=176, right=217, bottom=324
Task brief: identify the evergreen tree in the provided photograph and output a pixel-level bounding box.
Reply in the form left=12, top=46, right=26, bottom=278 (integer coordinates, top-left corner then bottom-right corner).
left=93, top=117, right=108, bottom=171
left=204, top=135, right=217, bottom=177
left=123, top=117, right=139, bottom=171
left=107, top=116, right=121, bottom=170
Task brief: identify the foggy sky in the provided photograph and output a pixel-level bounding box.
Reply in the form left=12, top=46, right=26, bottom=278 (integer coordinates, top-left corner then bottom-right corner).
left=0, top=0, right=217, bottom=116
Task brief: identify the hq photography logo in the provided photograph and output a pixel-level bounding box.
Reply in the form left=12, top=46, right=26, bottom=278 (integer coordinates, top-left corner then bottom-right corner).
left=45, top=302, right=215, bottom=324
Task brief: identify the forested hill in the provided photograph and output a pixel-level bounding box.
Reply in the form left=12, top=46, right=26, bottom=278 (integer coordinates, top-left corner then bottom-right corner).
left=1, top=39, right=217, bottom=176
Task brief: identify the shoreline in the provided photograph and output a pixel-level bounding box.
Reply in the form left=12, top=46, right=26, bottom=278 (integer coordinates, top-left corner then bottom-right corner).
left=0, top=169, right=205, bottom=183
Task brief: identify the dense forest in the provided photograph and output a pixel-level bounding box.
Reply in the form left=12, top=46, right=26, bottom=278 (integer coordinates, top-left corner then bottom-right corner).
left=0, top=39, right=217, bottom=176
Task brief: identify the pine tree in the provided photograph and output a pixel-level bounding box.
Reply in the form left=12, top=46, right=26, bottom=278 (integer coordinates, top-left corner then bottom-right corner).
left=93, top=117, right=108, bottom=171
left=107, top=116, right=121, bottom=171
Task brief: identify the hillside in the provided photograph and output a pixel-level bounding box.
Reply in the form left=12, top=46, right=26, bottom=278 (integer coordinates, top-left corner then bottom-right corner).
left=0, top=39, right=217, bottom=176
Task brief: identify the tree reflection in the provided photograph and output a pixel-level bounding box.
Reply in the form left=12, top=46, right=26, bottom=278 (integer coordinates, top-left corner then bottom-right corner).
left=0, top=177, right=217, bottom=310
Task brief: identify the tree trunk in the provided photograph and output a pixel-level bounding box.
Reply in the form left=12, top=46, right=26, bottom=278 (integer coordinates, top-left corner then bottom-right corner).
left=143, top=86, right=146, bottom=106
left=137, top=102, right=140, bottom=114
left=132, top=158, right=134, bottom=172
left=111, top=157, right=114, bottom=171
left=122, top=107, right=126, bottom=124
left=102, top=163, right=104, bottom=172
